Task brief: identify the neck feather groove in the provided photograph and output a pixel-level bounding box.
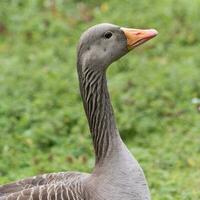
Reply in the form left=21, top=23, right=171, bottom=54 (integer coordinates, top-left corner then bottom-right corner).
left=78, top=66, right=119, bottom=165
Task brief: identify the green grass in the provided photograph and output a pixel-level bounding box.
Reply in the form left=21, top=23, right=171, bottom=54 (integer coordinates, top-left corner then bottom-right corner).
left=0, top=0, right=200, bottom=199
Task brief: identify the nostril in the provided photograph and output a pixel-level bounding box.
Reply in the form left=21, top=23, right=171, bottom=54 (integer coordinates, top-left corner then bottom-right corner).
left=135, top=32, right=141, bottom=35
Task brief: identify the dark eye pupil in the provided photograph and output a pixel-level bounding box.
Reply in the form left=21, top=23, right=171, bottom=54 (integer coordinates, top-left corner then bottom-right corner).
left=104, top=32, right=112, bottom=39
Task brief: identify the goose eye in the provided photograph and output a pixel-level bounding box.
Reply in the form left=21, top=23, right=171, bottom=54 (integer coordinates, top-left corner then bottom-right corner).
left=104, top=31, right=113, bottom=39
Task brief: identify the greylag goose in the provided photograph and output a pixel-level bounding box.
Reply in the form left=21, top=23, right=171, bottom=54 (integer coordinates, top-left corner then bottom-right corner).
left=0, top=23, right=158, bottom=200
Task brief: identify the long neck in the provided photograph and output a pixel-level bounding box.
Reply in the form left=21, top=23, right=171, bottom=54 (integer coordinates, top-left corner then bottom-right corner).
left=77, top=63, right=151, bottom=200
left=78, top=65, right=121, bottom=165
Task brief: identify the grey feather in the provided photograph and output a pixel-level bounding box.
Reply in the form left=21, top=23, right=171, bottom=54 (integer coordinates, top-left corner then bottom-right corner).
left=0, top=23, right=155, bottom=200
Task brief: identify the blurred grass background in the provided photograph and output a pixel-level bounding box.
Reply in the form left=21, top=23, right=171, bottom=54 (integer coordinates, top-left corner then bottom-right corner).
left=0, top=0, right=200, bottom=199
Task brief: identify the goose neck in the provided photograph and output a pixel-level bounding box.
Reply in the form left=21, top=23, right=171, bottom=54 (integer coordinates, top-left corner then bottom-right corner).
left=78, top=66, right=122, bottom=165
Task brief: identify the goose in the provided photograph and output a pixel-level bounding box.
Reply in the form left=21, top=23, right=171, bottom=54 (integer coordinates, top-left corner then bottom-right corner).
left=0, top=23, right=158, bottom=200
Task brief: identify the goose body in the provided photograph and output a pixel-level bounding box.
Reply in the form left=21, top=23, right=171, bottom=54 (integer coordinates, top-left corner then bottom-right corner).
left=0, top=23, right=158, bottom=200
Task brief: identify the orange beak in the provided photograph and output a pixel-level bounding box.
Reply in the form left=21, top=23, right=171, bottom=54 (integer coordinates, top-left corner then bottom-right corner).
left=120, top=27, right=158, bottom=50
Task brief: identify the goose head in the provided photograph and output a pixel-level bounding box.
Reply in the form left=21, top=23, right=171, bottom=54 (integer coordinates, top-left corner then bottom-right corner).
left=77, top=23, right=158, bottom=72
